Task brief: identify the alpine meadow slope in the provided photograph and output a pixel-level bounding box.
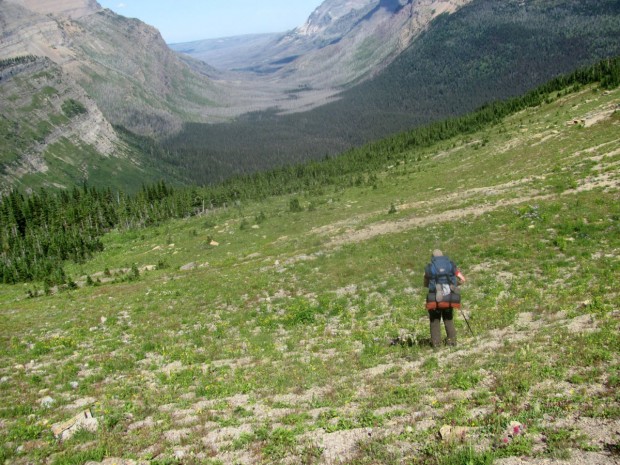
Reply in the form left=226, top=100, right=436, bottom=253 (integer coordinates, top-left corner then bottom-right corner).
left=0, top=64, right=618, bottom=464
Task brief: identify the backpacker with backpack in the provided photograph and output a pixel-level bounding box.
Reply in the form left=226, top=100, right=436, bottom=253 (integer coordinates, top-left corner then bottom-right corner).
left=425, top=255, right=461, bottom=310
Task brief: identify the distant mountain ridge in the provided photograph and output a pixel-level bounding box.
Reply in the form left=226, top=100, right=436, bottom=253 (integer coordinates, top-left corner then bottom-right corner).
left=172, top=0, right=472, bottom=111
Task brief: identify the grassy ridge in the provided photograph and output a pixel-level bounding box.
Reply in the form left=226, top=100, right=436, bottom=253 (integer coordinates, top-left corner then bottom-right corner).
left=0, top=83, right=618, bottom=463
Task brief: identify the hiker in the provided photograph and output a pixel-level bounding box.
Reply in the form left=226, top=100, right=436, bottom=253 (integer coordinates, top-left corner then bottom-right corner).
left=424, top=249, right=466, bottom=348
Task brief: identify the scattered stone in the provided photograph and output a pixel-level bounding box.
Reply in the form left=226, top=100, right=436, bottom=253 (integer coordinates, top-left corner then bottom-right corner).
left=311, top=428, right=375, bottom=464
left=566, top=314, right=597, bottom=334
left=51, top=409, right=98, bottom=441
left=127, top=417, right=155, bottom=432
left=174, top=448, right=189, bottom=460
left=85, top=459, right=145, bottom=465
left=0, top=376, right=9, bottom=384
left=63, top=397, right=96, bottom=411
left=180, top=262, right=197, bottom=271
left=210, top=240, right=219, bottom=246
left=70, top=381, right=79, bottom=389
left=161, top=361, right=183, bottom=376
left=439, top=425, right=471, bottom=443
left=40, top=396, right=55, bottom=408
left=100, top=316, right=107, bottom=325
left=164, top=428, right=192, bottom=444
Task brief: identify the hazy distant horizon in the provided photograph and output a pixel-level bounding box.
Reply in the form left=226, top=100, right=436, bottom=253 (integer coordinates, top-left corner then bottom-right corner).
left=97, top=0, right=323, bottom=43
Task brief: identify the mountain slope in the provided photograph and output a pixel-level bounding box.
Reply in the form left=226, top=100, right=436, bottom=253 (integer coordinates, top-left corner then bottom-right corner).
left=0, top=0, right=220, bottom=191
left=0, top=0, right=222, bottom=137
left=0, top=54, right=161, bottom=192
left=0, top=66, right=618, bottom=464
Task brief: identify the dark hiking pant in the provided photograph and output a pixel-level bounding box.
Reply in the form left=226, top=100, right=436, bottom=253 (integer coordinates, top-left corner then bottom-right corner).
left=429, top=308, right=456, bottom=348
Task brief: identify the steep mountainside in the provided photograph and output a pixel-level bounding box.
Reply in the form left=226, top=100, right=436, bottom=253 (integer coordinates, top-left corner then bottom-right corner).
left=1, top=0, right=221, bottom=137
left=3, top=0, right=620, bottom=193
left=0, top=55, right=170, bottom=192
left=0, top=0, right=219, bottom=191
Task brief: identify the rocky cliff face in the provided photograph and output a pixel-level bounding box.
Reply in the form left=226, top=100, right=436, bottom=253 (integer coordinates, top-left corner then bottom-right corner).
left=1, top=0, right=219, bottom=137
left=0, top=1, right=124, bottom=189
left=295, top=0, right=377, bottom=37
left=0, top=56, right=127, bottom=190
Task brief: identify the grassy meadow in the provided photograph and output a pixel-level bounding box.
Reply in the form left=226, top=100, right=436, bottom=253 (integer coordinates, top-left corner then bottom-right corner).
left=0, top=84, right=619, bottom=464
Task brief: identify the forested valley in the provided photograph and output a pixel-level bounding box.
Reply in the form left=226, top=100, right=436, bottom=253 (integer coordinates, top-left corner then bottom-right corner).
left=157, top=0, right=620, bottom=185
left=2, top=56, right=619, bottom=289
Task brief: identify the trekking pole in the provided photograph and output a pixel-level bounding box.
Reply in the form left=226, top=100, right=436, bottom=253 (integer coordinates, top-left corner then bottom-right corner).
left=459, top=307, right=475, bottom=338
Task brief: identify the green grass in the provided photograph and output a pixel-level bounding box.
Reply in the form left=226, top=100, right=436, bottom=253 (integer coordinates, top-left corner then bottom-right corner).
left=0, top=84, right=619, bottom=463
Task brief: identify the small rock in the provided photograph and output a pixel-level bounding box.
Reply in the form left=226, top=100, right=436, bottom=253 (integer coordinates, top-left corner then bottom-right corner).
left=180, top=262, right=196, bottom=271
left=70, top=381, right=79, bottom=389
left=439, top=425, right=470, bottom=442
left=164, top=428, right=191, bottom=444
left=40, top=396, right=55, bottom=408
left=161, top=361, right=183, bottom=376
left=51, top=409, right=98, bottom=441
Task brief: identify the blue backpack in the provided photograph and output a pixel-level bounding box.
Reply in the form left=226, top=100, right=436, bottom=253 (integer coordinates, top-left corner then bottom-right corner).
left=425, top=256, right=461, bottom=309
left=426, top=255, right=457, bottom=292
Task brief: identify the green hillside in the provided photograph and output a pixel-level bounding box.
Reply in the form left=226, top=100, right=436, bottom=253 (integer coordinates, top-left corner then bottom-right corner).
left=0, top=66, right=618, bottom=463
left=161, top=0, right=620, bottom=185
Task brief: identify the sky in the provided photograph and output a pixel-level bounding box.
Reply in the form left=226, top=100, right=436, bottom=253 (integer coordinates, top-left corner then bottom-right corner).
left=97, top=0, right=324, bottom=44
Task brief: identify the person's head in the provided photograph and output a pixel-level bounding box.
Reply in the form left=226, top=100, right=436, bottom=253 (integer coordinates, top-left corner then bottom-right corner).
left=432, top=249, right=443, bottom=258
